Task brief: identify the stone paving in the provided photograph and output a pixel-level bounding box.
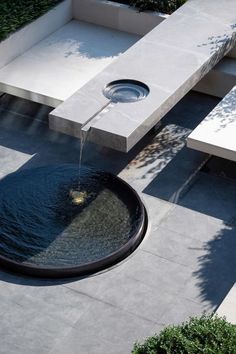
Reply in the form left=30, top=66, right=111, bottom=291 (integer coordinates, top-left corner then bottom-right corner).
left=0, top=91, right=236, bottom=354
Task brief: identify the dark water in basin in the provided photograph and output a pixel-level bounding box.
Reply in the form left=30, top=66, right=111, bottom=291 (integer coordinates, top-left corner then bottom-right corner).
left=0, top=165, right=142, bottom=269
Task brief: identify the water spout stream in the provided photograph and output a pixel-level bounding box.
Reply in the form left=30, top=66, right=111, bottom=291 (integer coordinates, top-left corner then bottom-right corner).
left=70, top=100, right=115, bottom=205
left=77, top=100, right=115, bottom=189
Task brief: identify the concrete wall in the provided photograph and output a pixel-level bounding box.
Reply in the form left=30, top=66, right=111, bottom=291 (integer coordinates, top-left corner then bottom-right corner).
left=0, top=0, right=72, bottom=70
left=194, top=57, right=236, bottom=98
left=72, top=0, right=167, bottom=36
left=228, top=46, right=236, bottom=59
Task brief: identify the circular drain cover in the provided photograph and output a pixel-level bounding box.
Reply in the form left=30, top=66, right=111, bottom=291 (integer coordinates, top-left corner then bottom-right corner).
left=0, top=165, right=147, bottom=278
left=103, top=79, right=149, bottom=103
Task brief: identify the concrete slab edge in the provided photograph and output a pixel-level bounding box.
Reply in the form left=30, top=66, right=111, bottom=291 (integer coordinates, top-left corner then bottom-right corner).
left=216, top=283, right=236, bottom=324
left=0, top=0, right=73, bottom=70
left=73, top=0, right=167, bottom=36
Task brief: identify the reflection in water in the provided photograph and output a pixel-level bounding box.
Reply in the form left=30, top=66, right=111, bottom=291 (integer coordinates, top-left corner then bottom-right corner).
left=69, top=189, right=88, bottom=205
left=0, top=165, right=142, bottom=268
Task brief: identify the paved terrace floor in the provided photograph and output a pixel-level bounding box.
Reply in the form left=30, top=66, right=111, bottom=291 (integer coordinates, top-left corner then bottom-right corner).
left=0, top=91, right=236, bottom=354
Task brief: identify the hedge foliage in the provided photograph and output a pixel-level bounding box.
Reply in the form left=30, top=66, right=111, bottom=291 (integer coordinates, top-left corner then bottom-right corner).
left=112, top=0, right=187, bottom=14
left=132, top=314, right=236, bottom=354
left=0, top=0, right=63, bottom=42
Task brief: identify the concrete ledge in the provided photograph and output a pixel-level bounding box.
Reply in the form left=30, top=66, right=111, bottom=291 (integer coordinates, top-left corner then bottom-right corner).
left=194, top=57, right=236, bottom=98
left=0, top=0, right=72, bottom=70
left=50, top=0, right=236, bottom=152
left=228, top=45, right=236, bottom=59
left=216, top=283, right=236, bottom=324
left=0, top=20, right=139, bottom=107
left=73, top=0, right=166, bottom=35
left=187, top=86, right=236, bottom=161
left=0, top=0, right=235, bottom=111
left=0, top=0, right=163, bottom=107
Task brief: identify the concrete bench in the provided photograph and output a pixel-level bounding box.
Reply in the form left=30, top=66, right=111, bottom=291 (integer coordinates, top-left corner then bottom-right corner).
left=49, top=0, right=236, bottom=152
left=187, top=86, right=236, bottom=161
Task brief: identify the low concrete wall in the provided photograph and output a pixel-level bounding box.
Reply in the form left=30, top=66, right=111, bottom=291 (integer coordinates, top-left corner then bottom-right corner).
left=73, top=0, right=167, bottom=35
left=74, top=0, right=236, bottom=54
left=0, top=0, right=72, bottom=70
left=194, top=57, right=236, bottom=98
left=228, top=45, right=236, bottom=59
left=1, top=0, right=234, bottom=71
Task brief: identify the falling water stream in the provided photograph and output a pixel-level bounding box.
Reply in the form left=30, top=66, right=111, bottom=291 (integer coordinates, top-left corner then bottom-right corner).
left=72, top=78, right=150, bottom=204
left=73, top=100, right=114, bottom=205
left=78, top=129, right=89, bottom=189
left=76, top=78, right=150, bottom=188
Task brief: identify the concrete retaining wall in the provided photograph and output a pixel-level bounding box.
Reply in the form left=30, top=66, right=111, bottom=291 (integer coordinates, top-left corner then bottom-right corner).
left=0, top=0, right=72, bottom=70
left=73, top=0, right=166, bottom=36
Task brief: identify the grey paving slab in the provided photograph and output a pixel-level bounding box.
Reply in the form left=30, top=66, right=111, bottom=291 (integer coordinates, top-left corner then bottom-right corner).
left=0, top=282, right=92, bottom=325
left=140, top=225, right=208, bottom=270
left=120, top=124, right=191, bottom=191
left=179, top=171, right=236, bottom=222
left=0, top=92, right=236, bottom=354
left=141, top=194, right=173, bottom=230
left=50, top=329, right=124, bottom=354
left=181, top=270, right=235, bottom=308
left=1, top=306, right=72, bottom=354
left=50, top=300, right=160, bottom=354
left=65, top=263, right=175, bottom=324
left=143, top=147, right=208, bottom=203
left=50, top=0, right=236, bottom=151
left=160, top=204, right=227, bottom=242
left=159, top=297, right=212, bottom=327
left=0, top=283, right=94, bottom=354
left=159, top=205, right=236, bottom=307
left=114, top=249, right=193, bottom=299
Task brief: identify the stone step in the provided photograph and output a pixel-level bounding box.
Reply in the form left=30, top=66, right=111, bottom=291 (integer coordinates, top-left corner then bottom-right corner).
left=187, top=86, right=236, bottom=161
left=195, top=57, right=236, bottom=98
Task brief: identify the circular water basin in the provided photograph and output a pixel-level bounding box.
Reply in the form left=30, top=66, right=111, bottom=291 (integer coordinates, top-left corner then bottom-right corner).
left=103, top=79, right=149, bottom=103
left=0, top=165, right=147, bottom=278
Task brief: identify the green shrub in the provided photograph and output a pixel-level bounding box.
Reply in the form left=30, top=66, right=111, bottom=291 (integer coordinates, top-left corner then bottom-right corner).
left=111, top=0, right=187, bottom=14
left=132, top=314, right=236, bottom=354
left=0, top=0, right=63, bottom=42
left=130, top=0, right=186, bottom=13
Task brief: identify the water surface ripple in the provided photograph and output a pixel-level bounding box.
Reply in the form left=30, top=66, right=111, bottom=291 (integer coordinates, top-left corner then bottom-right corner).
left=0, top=165, right=144, bottom=270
